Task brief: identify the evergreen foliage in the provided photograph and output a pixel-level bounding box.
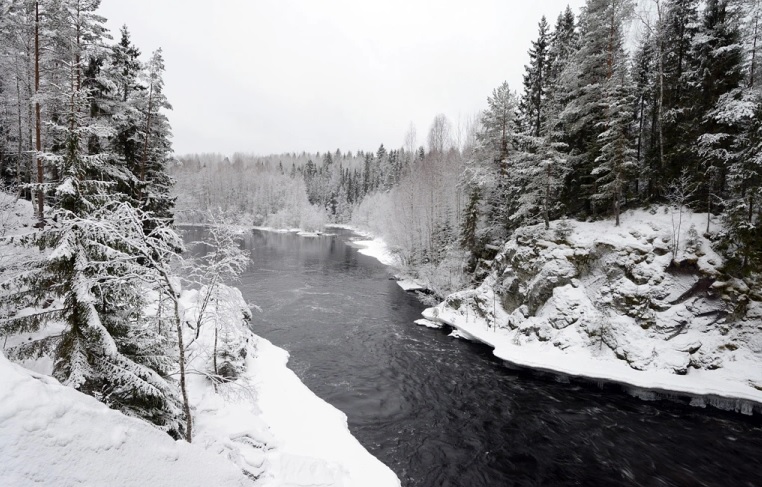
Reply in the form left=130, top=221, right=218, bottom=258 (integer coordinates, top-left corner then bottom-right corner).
left=0, top=0, right=190, bottom=440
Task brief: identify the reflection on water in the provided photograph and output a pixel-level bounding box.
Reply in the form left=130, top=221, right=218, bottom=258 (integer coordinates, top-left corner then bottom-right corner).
left=182, top=227, right=762, bottom=487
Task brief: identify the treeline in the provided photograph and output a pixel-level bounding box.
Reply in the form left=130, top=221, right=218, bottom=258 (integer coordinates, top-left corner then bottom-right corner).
left=171, top=145, right=421, bottom=227
left=362, top=0, right=762, bottom=284
left=0, top=0, right=222, bottom=443
left=466, top=0, right=762, bottom=276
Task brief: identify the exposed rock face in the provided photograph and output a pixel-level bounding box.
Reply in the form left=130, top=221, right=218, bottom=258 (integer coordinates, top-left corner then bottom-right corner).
left=439, top=212, right=761, bottom=376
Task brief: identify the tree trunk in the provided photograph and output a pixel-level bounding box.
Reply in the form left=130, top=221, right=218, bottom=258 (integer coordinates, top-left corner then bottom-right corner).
left=34, top=0, right=44, bottom=226
left=212, top=325, right=219, bottom=393
left=139, top=80, right=154, bottom=201
left=750, top=14, right=758, bottom=88
left=544, top=162, right=550, bottom=229
left=657, top=1, right=665, bottom=186
left=15, top=55, right=24, bottom=199
left=173, top=295, right=192, bottom=442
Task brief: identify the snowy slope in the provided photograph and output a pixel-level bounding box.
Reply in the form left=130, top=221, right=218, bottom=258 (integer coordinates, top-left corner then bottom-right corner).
left=0, top=352, right=252, bottom=487
left=421, top=209, right=762, bottom=414
left=0, top=287, right=400, bottom=487
left=181, top=285, right=400, bottom=487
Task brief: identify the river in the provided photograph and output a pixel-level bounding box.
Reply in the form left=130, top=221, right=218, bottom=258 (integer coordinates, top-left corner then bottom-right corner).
left=184, top=227, right=762, bottom=487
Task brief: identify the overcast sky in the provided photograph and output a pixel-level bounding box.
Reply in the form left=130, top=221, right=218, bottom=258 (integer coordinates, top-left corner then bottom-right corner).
left=97, top=0, right=587, bottom=156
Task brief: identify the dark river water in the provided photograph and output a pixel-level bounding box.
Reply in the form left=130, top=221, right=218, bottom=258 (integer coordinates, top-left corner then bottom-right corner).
left=184, top=227, right=762, bottom=487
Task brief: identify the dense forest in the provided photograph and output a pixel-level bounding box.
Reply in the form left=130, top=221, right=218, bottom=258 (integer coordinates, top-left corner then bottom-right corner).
left=171, top=0, right=762, bottom=297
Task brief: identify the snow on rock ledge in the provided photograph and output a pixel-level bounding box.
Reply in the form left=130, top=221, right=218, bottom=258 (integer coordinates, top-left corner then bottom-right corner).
left=422, top=210, right=762, bottom=414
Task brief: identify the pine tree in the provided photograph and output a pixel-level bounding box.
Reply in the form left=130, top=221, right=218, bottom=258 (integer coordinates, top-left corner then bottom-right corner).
left=460, top=187, right=480, bottom=255
left=107, top=25, right=144, bottom=204
left=520, top=16, right=551, bottom=138
left=592, top=54, right=637, bottom=225
left=558, top=0, right=635, bottom=218
left=0, top=2, right=187, bottom=439
left=477, top=82, right=519, bottom=239
left=136, top=49, right=175, bottom=228
left=547, top=6, right=579, bottom=91
left=544, top=5, right=579, bottom=131
left=660, top=0, right=701, bottom=185
left=631, top=31, right=656, bottom=199
left=718, top=0, right=762, bottom=273
left=694, top=0, right=745, bottom=220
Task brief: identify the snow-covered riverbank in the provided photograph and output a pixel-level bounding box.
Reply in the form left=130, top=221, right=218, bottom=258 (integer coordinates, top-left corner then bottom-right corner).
left=0, top=286, right=400, bottom=486
left=326, top=224, right=401, bottom=267
left=180, top=285, right=400, bottom=486
left=342, top=207, right=762, bottom=415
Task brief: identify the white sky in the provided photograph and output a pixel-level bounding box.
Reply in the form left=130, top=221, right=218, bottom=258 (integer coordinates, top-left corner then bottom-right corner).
left=97, top=0, right=587, bottom=156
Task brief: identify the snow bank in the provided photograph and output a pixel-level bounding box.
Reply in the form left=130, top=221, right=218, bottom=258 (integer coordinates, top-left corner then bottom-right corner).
left=325, top=224, right=401, bottom=267
left=0, top=352, right=251, bottom=487
left=397, top=279, right=427, bottom=292
left=424, top=306, right=762, bottom=414
left=0, top=283, right=399, bottom=487
left=421, top=209, right=762, bottom=414
left=181, top=285, right=400, bottom=487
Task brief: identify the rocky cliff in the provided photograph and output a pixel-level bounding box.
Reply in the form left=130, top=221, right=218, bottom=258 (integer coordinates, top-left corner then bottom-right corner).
left=422, top=209, right=762, bottom=412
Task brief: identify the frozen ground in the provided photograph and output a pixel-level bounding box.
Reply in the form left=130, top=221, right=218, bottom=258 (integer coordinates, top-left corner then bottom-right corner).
left=0, top=352, right=252, bottom=487
left=0, top=286, right=400, bottom=486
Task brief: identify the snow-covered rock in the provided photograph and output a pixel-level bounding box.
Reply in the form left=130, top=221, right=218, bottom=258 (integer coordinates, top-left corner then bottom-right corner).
left=422, top=210, right=762, bottom=413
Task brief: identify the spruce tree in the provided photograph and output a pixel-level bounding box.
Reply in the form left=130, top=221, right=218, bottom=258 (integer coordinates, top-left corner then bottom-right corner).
left=592, top=54, right=637, bottom=225
left=0, top=3, right=186, bottom=438
left=136, top=49, right=175, bottom=229
left=477, top=82, right=519, bottom=239
left=519, top=16, right=551, bottom=138
left=694, top=0, right=745, bottom=219
left=660, top=0, right=701, bottom=185
left=557, top=0, right=635, bottom=218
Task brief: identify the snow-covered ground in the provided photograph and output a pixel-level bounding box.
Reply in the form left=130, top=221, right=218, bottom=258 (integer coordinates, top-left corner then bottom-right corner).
left=0, top=285, right=400, bottom=486
left=422, top=209, right=762, bottom=414
left=326, top=224, right=401, bottom=267
left=0, top=352, right=252, bottom=487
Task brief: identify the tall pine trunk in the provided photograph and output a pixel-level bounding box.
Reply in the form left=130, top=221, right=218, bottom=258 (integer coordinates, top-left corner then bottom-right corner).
left=34, top=0, right=43, bottom=226
left=139, top=80, right=154, bottom=202
left=172, top=293, right=192, bottom=442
